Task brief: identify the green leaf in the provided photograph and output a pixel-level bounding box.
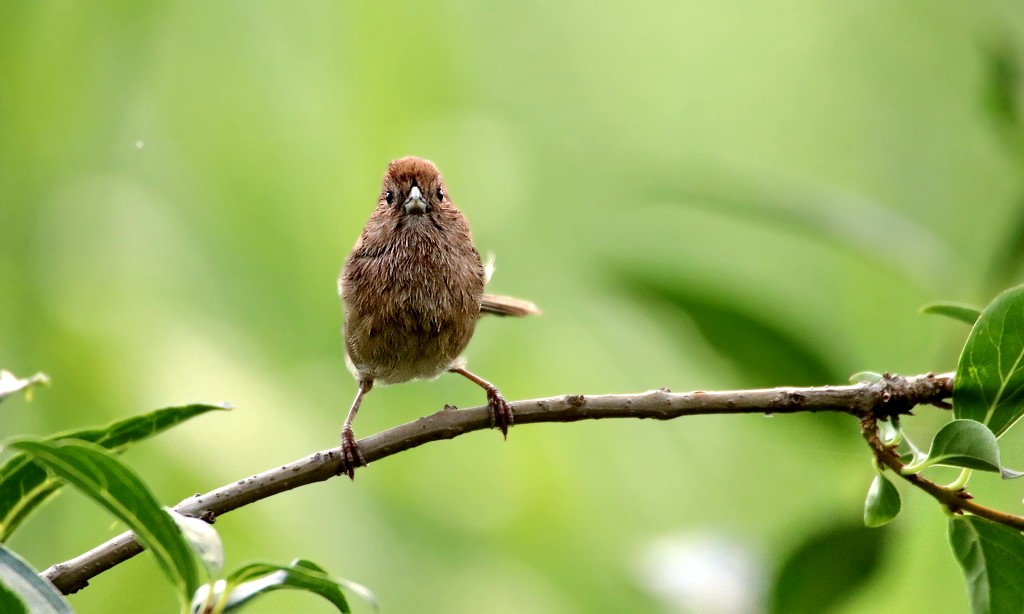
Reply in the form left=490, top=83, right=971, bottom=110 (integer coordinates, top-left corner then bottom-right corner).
left=1002, top=467, right=1024, bottom=480
left=168, top=510, right=224, bottom=580
left=920, top=302, right=982, bottom=326
left=981, top=37, right=1024, bottom=137
left=849, top=371, right=884, bottom=385
left=0, top=403, right=227, bottom=541
left=954, top=284, right=1024, bottom=437
left=768, top=520, right=887, bottom=614
left=0, top=583, right=28, bottom=614
left=864, top=473, right=901, bottom=527
left=949, top=516, right=1024, bottom=614
left=0, top=371, right=49, bottom=404
left=292, top=560, right=378, bottom=611
left=194, top=558, right=377, bottom=613
left=617, top=274, right=840, bottom=388
left=909, top=420, right=1003, bottom=473
left=7, top=439, right=200, bottom=601
left=47, top=402, right=232, bottom=451
left=877, top=420, right=900, bottom=445
left=0, top=541, right=73, bottom=613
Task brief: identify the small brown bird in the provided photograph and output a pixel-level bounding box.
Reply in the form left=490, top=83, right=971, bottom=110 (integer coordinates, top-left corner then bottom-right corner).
left=338, top=156, right=538, bottom=478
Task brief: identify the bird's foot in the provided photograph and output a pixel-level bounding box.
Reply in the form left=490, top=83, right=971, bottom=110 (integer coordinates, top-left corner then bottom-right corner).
left=485, top=386, right=514, bottom=439
left=339, top=427, right=367, bottom=480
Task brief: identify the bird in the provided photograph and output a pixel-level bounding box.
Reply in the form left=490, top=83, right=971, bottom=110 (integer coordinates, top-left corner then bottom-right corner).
left=337, top=156, right=539, bottom=478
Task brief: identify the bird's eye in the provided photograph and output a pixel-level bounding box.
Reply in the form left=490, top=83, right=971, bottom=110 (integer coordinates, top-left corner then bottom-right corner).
left=436, top=188, right=444, bottom=201
left=385, top=190, right=394, bottom=205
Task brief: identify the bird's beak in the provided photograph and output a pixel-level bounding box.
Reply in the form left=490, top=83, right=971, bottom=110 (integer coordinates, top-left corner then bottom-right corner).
left=404, top=185, right=427, bottom=214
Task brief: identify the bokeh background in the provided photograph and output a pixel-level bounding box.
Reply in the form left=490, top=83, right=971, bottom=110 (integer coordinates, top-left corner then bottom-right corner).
left=3, top=2, right=1024, bottom=612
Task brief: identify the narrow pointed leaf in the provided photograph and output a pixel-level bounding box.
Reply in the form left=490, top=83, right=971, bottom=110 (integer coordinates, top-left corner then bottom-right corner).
left=293, top=560, right=378, bottom=610
left=196, top=558, right=375, bottom=613
left=7, top=439, right=199, bottom=600
left=864, top=473, right=901, bottom=527
left=920, top=420, right=1001, bottom=472
left=954, top=284, right=1024, bottom=437
left=920, top=302, right=982, bottom=325
left=0, top=403, right=227, bottom=541
left=0, top=542, right=72, bottom=613
left=949, top=516, right=1024, bottom=614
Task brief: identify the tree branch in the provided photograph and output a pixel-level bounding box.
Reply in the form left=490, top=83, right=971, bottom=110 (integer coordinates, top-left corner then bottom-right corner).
left=42, top=372, right=966, bottom=594
left=860, top=415, right=1024, bottom=530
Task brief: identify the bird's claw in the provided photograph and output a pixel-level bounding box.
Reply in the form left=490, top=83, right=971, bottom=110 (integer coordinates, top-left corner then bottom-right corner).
left=340, top=427, right=367, bottom=480
left=486, top=387, right=514, bottom=439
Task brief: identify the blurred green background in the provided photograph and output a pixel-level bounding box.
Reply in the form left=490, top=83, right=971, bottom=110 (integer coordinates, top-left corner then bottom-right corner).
left=3, top=1, right=1024, bottom=612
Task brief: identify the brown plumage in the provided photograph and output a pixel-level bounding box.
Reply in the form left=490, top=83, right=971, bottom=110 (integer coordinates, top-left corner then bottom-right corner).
left=337, top=156, right=538, bottom=478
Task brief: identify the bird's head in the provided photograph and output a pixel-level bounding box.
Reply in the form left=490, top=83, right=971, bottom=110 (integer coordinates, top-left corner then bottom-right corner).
left=378, top=156, right=450, bottom=217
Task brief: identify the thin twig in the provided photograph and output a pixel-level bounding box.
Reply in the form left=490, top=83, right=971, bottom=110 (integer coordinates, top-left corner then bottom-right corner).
left=43, top=373, right=956, bottom=594
left=860, top=415, right=1024, bottom=530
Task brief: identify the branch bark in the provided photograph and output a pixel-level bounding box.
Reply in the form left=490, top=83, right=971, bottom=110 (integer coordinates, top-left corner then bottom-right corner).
left=42, top=372, right=974, bottom=594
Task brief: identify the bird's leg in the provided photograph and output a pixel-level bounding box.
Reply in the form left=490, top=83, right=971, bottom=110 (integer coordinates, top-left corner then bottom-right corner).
left=340, top=379, right=373, bottom=479
left=449, top=367, right=514, bottom=438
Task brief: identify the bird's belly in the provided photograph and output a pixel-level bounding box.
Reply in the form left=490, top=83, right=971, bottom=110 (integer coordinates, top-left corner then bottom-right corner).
left=344, top=300, right=478, bottom=385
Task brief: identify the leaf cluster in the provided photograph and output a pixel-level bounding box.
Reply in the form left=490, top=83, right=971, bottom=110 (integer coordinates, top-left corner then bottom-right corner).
left=862, top=286, right=1024, bottom=614
left=0, top=397, right=374, bottom=613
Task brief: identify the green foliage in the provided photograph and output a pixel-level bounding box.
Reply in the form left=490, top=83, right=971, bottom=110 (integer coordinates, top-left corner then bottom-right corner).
left=948, top=516, right=1024, bottom=614
left=863, top=473, right=901, bottom=527
left=919, top=302, right=982, bottom=326
left=0, top=542, right=72, bottom=614
left=849, top=371, right=884, bottom=384
left=5, top=436, right=369, bottom=613
left=7, top=439, right=201, bottom=603
left=0, top=403, right=227, bottom=541
left=170, top=510, right=225, bottom=581
left=879, top=285, right=1024, bottom=613
left=619, top=275, right=840, bottom=387
left=953, top=284, right=1024, bottom=437
left=0, top=584, right=27, bottom=614
left=768, top=521, right=886, bottom=614
left=980, top=37, right=1024, bottom=155
left=903, top=419, right=1002, bottom=474
left=6, top=3, right=1024, bottom=612
left=193, top=559, right=376, bottom=613
left=0, top=376, right=365, bottom=613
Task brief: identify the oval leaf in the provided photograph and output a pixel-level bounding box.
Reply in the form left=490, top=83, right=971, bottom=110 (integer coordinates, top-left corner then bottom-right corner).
left=849, top=371, right=884, bottom=385
left=949, top=516, right=1024, bottom=614
left=7, top=439, right=200, bottom=600
left=920, top=302, right=982, bottom=325
left=919, top=420, right=1002, bottom=473
left=0, top=403, right=228, bottom=541
left=0, top=542, right=72, bottom=614
left=864, top=474, right=901, bottom=527
left=953, top=284, right=1024, bottom=437
left=768, top=520, right=887, bottom=614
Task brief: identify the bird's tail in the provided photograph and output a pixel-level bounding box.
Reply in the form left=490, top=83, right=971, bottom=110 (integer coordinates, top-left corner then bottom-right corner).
left=481, top=293, right=541, bottom=317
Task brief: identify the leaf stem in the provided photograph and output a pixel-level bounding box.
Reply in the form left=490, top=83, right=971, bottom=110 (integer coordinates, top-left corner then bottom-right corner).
left=944, top=468, right=972, bottom=491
